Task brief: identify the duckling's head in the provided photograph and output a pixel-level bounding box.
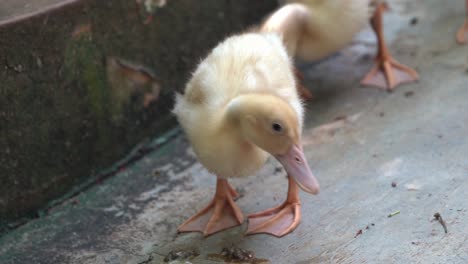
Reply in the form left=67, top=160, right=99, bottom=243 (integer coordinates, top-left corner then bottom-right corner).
left=227, top=94, right=319, bottom=194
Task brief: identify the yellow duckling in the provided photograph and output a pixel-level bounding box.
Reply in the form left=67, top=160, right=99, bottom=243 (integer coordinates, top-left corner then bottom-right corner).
left=457, top=0, right=468, bottom=44
left=261, top=0, right=419, bottom=91
left=173, top=33, right=319, bottom=237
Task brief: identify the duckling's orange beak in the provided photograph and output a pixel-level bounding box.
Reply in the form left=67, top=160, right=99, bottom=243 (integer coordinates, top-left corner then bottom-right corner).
left=275, top=144, right=319, bottom=195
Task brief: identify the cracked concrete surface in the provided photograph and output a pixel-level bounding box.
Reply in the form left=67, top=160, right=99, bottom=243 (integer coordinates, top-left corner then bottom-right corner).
left=1, top=0, right=467, bottom=263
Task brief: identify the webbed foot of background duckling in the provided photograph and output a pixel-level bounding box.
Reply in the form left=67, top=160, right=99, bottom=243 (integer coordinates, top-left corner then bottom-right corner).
left=456, top=20, right=468, bottom=44
left=246, top=176, right=301, bottom=237
left=178, top=179, right=244, bottom=237
left=294, top=67, right=313, bottom=100
left=298, top=84, right=313, bottom=100
left=362, top=2, right=419, bottom=90
left=361, top=58, right=419, bottom=90
left=457, top=0, right=468, bottom=44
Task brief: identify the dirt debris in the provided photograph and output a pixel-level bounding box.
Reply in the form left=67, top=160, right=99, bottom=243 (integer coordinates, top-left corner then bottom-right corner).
left=274, top=166, right=283, bottom=174
left=153, top=169, right=161, bottom=176
left=208, top=246, right=269, bottom=263
left=164, top=249, right=199, bottom=262
left=233, top=187, right=246, bottom=201
left=409, top=17, right=418, bottom=26
left=355, top=223, right=375, bottom=238
left=221, top=247, right=254, bottom=261
left=334, top=115, right=347, bottom=121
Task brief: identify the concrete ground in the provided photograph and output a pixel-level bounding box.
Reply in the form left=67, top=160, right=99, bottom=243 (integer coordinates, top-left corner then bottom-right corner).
left=1, top=0, right=467, bottom=263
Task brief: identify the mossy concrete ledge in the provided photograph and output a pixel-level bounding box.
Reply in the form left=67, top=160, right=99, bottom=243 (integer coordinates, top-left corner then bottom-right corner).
left=0, top=0, right=277, bottom=229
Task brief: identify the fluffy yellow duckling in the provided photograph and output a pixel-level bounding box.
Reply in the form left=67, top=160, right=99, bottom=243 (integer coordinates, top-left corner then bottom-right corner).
left=173, top=33, right=319, bottom=237
left=457, top=0, right=468, bottom=44
left=261, top=0, right=419, bottom=91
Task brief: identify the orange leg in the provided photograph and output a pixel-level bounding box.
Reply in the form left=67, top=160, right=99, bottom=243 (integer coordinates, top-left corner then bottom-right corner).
left=178, top=178, right=244, bottom=237
left=456, top=0, right=468, bottom=44
left=361, top=2, right=419, bottom=90
left=294, top=68, right=313, bottom=100
left=247, top=176, right=301, bottom=237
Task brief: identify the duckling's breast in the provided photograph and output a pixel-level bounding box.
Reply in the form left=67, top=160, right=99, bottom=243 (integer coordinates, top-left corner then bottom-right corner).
left=191, top=132, right=270, bottom=178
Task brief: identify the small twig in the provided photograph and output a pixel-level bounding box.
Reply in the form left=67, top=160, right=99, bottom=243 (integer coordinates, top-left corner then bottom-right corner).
left=433, top=212, right=448, bottom=234
left=354, top=229, right=363, bottom=238
left=388, top=210, right=400, bottom=218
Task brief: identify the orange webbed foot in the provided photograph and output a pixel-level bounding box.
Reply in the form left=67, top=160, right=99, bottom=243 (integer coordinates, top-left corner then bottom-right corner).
left=362, top=2, right=419, bottom=91
left=361, top=57, right=419, bottom=90
left=246, top=200, right=301, bottom=237
left=178, top=179, right=244, bottom=237
left=246, top=176, right=302, bottom=237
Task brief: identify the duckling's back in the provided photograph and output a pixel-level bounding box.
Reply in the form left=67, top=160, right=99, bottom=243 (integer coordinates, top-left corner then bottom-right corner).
left=178, top=33, right=299, bottom=113
left=288, top=0, right=371, bottom=61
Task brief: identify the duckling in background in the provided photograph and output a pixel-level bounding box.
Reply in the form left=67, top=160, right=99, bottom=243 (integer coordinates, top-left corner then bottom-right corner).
left=261, top=0, right=419, bottom=91
left=457, top=0, right=468, bottom=44
left=173, top=33, right=319, bottom=237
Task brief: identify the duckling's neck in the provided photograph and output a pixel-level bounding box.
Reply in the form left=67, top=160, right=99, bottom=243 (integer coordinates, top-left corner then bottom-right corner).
left=261, top=4, right=310, bottom=56
left=189, top=95, right=268, bottom=178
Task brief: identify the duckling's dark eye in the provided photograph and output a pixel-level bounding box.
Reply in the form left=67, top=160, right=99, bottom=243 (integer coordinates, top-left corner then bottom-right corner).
left=272, top=123, right=282, bottom=132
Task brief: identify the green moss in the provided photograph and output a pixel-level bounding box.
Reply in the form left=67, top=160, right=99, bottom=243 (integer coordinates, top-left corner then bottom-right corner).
left=64, top=35, right=110, bottom=121
left=63, top=34, right=118, bottom=151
